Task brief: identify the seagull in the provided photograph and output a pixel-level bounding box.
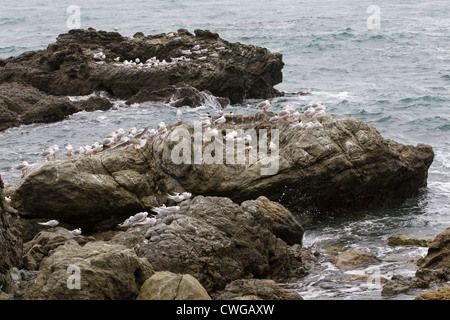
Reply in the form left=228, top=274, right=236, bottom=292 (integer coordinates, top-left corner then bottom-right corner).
left=40, top=148, right=54, bottom=161
left=167, top=193, right=185, bottom=203
left=181, top=192, right=192, bottom=200
left=290, top=122, right=305, bottom=129
left=14, top=161, right=30, bottom=175
left=92, top=142, right=104, bottom=154
left=214, top=115, right=226, bottom=125
left=76, top=146, right=85, bottom=156
left=177, top=109, right=183, bottom=123
left=4, top=196, right=11, bottom=203
left=70, top=228, right=82, bottom=236
left=135, top=217, right=157, bottom=227
left=37, top=220, right=59, bottom=227
left=256, top=100, right=271, bottom=113
left=157, top=122, right=167, bottom=134
left=84, top=146, right=94, bottom=157
left=65, top=144, right=73, bottom=157
left=52, top=145, right=59, bottom=159
left=118, top=212, right=149, bottom=228
left=269, top=116, right=279, bottom=124
left=201, top=119, right=211, bottom=132
left=114, top=26, right=119, bottom=32
left=129, top=136, right=146, bottom=150
left=103, top=137, right=115, bottom=150
left=150, top=204, right=180, bottom=215
left=116, top=128, right=125, bottom=141
left=278, top=110, right=290, bottom=121
left=313, top=109, right=326, bottom=119
left=304, top=108, right=316, bottom=118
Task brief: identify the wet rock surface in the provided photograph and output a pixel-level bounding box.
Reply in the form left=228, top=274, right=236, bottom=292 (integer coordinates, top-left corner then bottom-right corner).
left=10, top=113, right=434, bottom=231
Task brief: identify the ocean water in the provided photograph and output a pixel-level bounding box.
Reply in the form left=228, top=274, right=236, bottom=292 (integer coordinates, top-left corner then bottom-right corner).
left=0, top=0, right=449, bottom=299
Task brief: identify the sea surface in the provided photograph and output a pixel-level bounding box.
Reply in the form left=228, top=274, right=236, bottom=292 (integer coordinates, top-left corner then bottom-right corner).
left=0, top=0, right=449, bottom=300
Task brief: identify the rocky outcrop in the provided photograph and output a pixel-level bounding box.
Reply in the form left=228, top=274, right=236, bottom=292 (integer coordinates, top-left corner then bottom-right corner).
left=0, top=175, right=22, bottom=274
left=15, top=240, right=154, bottom=300
left=0, top=82, right=117, bottom=131
left=22, top=227, right=95, bottom=270
left=386, top=234, right=433, bottom=247
left=333, top=249, right=380, bottom=269
left=382, top=227, right=450, bottom=297
left=11, top=113, right=434, bottom=231
left=213, top=279, right=303, bottom=300
left=137, top=271, right=211, bottom=300
left=0, top=28, right=283, bottom=131
left=111, top=196, right=317, bottom=293
left=414, top=286, right=450, bottom=300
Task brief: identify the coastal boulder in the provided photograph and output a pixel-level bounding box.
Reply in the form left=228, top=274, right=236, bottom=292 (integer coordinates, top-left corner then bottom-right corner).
left=137, top=271, right=211, bottom=300
left=0, top=28, right=283, bottom=132
left=22, top=227, right=95, bottom=270
left=382, top=227, right=450, bottom=296
left=111, top=196, right=317, bottom=293
left=11, top=113, right=434, bottom=231
left=386, top=234, right=433, bottom=247
left=333, top=249, right=380, bottom=269
left=15, top=240, right=154, bottom=300
left=213, top=279, right=303, bottom=300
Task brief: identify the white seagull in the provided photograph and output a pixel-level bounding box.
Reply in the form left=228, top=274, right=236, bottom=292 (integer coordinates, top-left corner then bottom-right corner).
left=177, top=109, right=183, bottom=123
left=70, top=228, right=82, bottom=236
left=14, top=161, right=30, bottom=175
left=65, top=144, right=73, bottom=157
left=214, top=115, right=226, bottom=125
left=150, top=204, right=180, bottom=215
left=118, top=212, right=149, bottom=228
left=256, top=100, right=271, bottom=113
left=37, top=220, right=59, bottom=227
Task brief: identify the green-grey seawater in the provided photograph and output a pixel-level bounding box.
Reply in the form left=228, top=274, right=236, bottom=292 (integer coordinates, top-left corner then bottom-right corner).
left=0, top=0, right=448, bottom=299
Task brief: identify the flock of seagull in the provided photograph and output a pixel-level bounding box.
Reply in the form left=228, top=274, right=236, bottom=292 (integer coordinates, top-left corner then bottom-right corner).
left=13, top=100, right=328, bottom=178
left=93, top=40, right=226, bottom=70
left=16, top=99, right=328, bottom=234
left=118, top=191, right=192, bottom=228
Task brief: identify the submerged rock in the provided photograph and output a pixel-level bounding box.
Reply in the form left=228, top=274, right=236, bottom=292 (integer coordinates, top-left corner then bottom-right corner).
left=386, top=234, right=433, bottom=247
left=333, top=249, right=381, bottom=269
left=213, top=279, right=303, bottom=300
left=382, top=227, right=450, bottom=297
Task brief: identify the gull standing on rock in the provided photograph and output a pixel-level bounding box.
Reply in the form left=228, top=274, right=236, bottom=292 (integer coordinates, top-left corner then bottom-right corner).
left=177, top=109, right=183, bottom=123
left=40, top=148, right=54, bottom=161
left=257, top=100, right=271, bottom=113
left=65, top=144, right=73, bottom=157
left=14, top=161, right=31, bottom=175
left=214, top=115, right=226, bottom=125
